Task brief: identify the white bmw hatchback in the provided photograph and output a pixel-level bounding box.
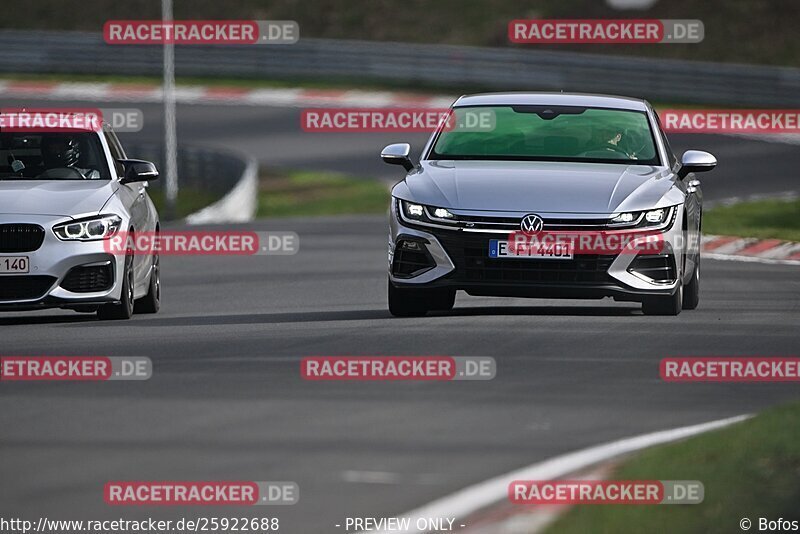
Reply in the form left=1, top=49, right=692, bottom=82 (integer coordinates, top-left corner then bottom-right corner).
left=0, top=122, right=160, bottom=320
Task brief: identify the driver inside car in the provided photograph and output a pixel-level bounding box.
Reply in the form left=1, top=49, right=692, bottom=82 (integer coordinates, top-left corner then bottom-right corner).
left=588, top=125, right=640, bottom=160
left=40, top=135, right=100, bottom=179
left=606, top=129, right=624, bottom=150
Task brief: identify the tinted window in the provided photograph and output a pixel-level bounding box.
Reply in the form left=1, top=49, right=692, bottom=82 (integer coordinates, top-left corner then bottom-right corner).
left=0, top=132, right=111, bottom=180
left=431, top=106, right=660, bottom=165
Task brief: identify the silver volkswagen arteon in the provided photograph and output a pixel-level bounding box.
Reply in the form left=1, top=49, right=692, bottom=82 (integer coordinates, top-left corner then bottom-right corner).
left=384, top=93, right=716, bottom=316
left=0, top=124, right=160, bottom=320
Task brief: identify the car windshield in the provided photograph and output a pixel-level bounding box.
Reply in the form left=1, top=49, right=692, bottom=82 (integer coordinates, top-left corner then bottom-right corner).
left=0, top=132, right=111, bottom=180
left=430, top=105, right=660, bottom=165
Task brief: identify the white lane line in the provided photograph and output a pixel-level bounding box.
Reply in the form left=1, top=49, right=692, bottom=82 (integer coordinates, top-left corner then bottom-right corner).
left=362, top=414, right=750, bottom=534
left=341, top=471, right=446, bottom=486
left=704, top=253, right=800, bottom=265
left=342, top=471, right=404, bottom=485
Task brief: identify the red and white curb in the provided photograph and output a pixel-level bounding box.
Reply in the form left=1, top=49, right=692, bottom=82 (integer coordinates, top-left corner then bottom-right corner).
left=455, top=462, right=614, bottom=533
left=359, top=415, right=749, bottom=534
left=0, top=80, right=454, bottom=108
left=702, top=234, right=800, bottom=265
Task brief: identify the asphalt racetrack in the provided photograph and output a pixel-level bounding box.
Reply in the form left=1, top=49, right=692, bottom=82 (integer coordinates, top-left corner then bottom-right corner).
left=0, top=98, right=798, bottom=532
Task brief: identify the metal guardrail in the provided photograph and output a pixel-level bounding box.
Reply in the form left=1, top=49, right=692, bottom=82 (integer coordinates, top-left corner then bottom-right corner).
left=0, top=30, right=799, bottom=106
left=185, top=155, right=258, bottom=225
left=125, top=143, right=257, bottom=223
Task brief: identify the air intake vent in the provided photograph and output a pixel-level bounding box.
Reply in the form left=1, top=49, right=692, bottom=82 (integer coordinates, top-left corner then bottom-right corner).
left=392, top=239, right=435, bottom=279
left=628, top=254, right=677, bottom=283
left=61, top=263, right=114, bottom=293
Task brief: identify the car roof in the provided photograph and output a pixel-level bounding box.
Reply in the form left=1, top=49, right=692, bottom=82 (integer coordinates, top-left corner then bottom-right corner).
left=453, top=92, right=650, bottom=112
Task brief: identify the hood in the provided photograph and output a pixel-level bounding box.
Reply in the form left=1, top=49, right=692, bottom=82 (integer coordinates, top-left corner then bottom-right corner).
left=396, top=160, right=676, bottom=214
left=0, top=180, right=117, bottom=217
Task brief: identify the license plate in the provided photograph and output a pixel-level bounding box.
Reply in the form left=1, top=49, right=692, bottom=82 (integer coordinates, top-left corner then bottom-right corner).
left=0, top=256, right=30, bottom=273
left=489, top=240, right=573, bottom=260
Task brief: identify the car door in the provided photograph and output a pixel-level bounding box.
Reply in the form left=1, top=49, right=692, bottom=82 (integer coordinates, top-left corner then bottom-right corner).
left=104, top=127, right=152, bottom=290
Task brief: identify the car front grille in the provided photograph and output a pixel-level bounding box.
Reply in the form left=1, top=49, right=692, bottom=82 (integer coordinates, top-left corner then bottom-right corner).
left=434, top=231, right=616, bottom=284
left=0, top=275, right=57, bottom=301
left=457, top=214, right=613, bottom=232
left=0, top=224, right=46, bottom=252
left=61, top=263, right=114, bottom=293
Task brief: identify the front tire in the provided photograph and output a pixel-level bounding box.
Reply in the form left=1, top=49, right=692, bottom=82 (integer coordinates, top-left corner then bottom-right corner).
left=428, top=288, right=456, bottom=312
left=682, top=257, right=700, bottom=310
left=642, top=281, right=683, bottom=316
left=134, top=253, right=160, bottom=314
left=98, top=251, right=135, bottom=320
left=388, top=280, right=429, bottom=317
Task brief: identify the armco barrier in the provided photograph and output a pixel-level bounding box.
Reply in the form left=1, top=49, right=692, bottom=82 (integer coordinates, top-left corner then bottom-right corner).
left=0, top=30, right=799, bottom=106
left=185, top=155, right=258, bottom=224
left=125, top=143, right=257, bottom=224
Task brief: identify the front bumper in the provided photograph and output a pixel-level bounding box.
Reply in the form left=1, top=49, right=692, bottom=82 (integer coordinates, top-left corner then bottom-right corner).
left=388, top=201, right=682, bottom=302
left=0, top=215, right=125, bottom=311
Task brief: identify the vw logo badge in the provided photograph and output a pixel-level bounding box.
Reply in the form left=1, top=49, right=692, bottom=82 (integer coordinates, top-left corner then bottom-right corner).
left=520, top=214, right=544, bottom=235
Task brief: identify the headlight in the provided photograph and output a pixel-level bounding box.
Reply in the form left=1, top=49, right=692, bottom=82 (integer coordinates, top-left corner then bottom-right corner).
left=431, top=207, right=455, bottom=219
left=609, top=206, right=675, bottom=229
left=611, top=212, right=636, bottom=224
left=400, top=200, right=457, bottom=222
left=53, top=215, right=122, bottom=241
left=397, top=199, right=459, bottom=226
left=645, top=208, right=666, bottom=223
left=401, top=200, right=425, bottom=219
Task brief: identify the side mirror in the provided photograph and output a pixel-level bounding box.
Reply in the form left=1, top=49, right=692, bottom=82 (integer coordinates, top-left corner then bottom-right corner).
left=118, top=159, right=159, bottom=184
left=678, top=150, right=716, bottom=179
left=381, top=143, right=414, bottom=172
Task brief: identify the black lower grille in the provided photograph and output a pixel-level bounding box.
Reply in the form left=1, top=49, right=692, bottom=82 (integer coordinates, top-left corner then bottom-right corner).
left=61, top=263, right=114, bottom=293
left=628, top=254, right=676, bottom=283
left=392, top=238, right=435, bottom=278
left=0, top=275, right=57, bottom=301
left=0, top=224, right=45, bottom=252
left=435, top=232, right=615, bottom=284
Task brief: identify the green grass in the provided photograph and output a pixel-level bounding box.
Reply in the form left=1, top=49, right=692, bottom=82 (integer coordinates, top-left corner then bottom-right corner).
left=704, top=198, right=800, bottom=241
left=545, top=401, right=800, bottom=534
left=148, top=187, right=218, bottom=219
left=257, top=170, right=389, bottom=218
